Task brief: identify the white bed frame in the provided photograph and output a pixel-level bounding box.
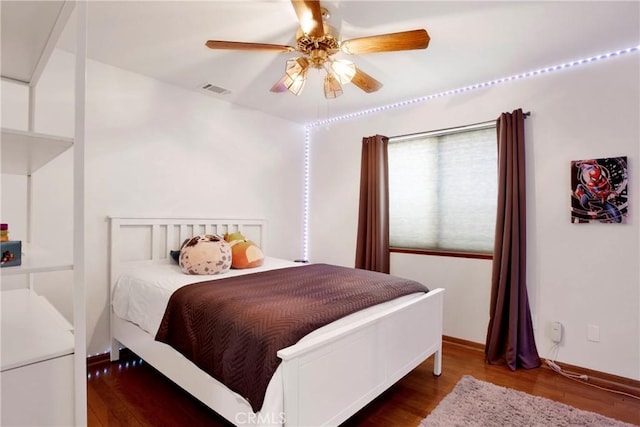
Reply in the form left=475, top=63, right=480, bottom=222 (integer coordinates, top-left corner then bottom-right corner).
left=109, top=217, right=444, bottom=427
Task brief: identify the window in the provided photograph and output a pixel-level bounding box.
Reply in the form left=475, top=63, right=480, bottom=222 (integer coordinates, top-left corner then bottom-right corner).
left=388, top=123, right=497, bottom=255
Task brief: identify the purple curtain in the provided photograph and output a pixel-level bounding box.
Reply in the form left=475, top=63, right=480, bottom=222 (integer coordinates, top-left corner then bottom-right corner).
left=355, top=135, right=390, bottom=273
left=485, top=109, right=540, bottom=370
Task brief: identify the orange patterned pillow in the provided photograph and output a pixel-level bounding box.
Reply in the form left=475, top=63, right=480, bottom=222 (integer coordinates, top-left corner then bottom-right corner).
left=224, top=232, right=264, bottom=269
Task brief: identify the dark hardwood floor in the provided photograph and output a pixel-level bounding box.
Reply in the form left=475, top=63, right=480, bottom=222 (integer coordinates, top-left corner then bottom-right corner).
left=87, top=340, right=640, bottom=426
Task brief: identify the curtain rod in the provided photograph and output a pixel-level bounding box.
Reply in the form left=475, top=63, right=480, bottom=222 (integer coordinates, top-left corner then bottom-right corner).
left=390, top=110, right=531, bottom=143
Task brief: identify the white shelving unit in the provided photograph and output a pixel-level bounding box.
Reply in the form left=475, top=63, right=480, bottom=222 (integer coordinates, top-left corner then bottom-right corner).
left=1, top=1, right=87, bottom=425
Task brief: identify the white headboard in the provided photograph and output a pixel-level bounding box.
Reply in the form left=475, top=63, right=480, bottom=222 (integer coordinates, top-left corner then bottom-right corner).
left=108, top=217, right=266, bottom=288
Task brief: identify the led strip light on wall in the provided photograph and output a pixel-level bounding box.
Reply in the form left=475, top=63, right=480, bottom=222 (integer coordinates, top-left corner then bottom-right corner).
left=308, top=45, right=639, bottom=128
left=300, top=45, right=639, bottom=259
left=302, top=128, right=311, bottom=262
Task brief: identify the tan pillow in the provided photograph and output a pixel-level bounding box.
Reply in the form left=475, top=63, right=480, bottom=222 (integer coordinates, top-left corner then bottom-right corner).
left=178, top=234, right=231, bottom=275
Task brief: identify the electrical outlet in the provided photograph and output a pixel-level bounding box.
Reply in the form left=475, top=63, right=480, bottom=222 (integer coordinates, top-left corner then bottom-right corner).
left=551, top=321, right=563, bottom=343
left=587, top=324, right=600, bottom=342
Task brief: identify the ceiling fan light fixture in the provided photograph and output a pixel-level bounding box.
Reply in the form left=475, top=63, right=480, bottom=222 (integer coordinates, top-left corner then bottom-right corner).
left=284, top=57, right=309, bottom=95
left=323, top=72, right=343, bottom=98
left=285, top=72, right=307, bottom=95
left=330, top=59, right=356, bottom=84
left=285, top=57, right=309, bottom=78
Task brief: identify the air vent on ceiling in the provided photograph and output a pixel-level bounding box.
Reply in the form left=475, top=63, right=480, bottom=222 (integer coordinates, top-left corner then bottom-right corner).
left=200, top=83, right=231, bottom=95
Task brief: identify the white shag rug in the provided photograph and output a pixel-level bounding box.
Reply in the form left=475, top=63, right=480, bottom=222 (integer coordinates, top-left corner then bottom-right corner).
left=420, top=375, right=635, bottom=427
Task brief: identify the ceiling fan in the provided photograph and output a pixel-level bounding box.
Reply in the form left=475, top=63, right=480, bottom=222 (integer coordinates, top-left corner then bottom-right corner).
left=205, top=0, right=430, bottom=99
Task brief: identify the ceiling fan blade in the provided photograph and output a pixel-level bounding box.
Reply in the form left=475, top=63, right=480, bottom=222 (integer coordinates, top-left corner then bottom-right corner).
left=291, top=0, right=324, bottom=38
left=340, top=29, right=430, bottom=55
left=206, top=40, right=295, bottom=52
left=351, top=67, right=383, bottom=93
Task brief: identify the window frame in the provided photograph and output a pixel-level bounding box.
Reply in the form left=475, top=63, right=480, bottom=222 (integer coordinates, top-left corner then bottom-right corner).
left=387, top=120, right=497, bottom=260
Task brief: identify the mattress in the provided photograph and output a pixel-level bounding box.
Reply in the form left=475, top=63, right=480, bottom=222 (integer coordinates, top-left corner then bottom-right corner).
left=112, top=257, right=301, bottom=336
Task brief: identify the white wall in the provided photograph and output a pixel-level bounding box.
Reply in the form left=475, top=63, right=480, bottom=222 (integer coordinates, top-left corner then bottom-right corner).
left=1, top=48, right=306, bottom=356
left=308, top=53, right=640, bottom=380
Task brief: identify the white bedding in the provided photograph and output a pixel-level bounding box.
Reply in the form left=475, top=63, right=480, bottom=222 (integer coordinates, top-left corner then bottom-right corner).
left=111, top=257, right=425, bottom=425
left=112, top=256, right=301, bottom=336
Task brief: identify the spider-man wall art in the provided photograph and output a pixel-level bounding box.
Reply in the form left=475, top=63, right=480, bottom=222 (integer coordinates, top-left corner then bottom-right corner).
left=571, top=156, right=628, bottom=224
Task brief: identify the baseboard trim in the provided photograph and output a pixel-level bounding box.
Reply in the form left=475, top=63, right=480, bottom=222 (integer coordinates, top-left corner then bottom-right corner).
left=87, top=352, right=110, bottom=367
left=443, top=335, right=485, bottom=351
left=442, top=336, right=640, bottom=398
left=540, top=358, right=640, bottom=397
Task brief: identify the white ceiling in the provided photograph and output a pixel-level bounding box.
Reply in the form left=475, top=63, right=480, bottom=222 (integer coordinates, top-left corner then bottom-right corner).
left=6, top=1, right=640, bottom=124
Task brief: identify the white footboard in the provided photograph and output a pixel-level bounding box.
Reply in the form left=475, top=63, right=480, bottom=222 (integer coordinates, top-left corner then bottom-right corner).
left=277, top=288, right=444, bottom=427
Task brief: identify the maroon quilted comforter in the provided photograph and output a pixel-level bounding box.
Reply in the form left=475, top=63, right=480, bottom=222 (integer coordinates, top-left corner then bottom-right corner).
left=155, top=263, right=428, bottom=412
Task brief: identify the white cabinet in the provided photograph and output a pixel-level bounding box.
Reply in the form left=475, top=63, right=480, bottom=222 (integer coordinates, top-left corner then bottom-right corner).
left=1, top=289, right=75, bottom=426
left=0, top=1, right=87, bottom=425
left=1, top=353, right=75, bottom=426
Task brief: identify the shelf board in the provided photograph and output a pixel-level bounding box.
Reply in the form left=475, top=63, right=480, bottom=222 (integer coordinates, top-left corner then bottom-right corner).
left=1, top=243, right=73, bottom=276
left=1, top=128, right=73, bottom=175
left=1, top=289, right=74, bottom=371
left=0, top=262, right=73, bottom=276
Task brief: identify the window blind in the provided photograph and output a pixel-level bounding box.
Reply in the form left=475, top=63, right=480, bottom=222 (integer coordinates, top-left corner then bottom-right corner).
left=388, top=126, right=497, bottom=253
